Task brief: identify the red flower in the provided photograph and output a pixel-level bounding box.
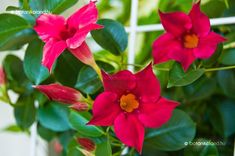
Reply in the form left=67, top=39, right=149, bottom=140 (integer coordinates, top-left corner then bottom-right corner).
left=0, top=66, right=6, bottom=86
left=88, top=64, right=179, bottom=153
left=34, top=1, right=103, bottom=72
left=34, top=83, right=87, bottom=111
left=152, top=1, right=226, bottom=71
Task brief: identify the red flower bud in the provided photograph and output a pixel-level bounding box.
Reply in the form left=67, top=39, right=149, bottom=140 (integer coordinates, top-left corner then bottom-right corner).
left=34, top=83, right=84, bottom=104
left=71, top=102, right=89, bottom=111
left=0, top=66, right=6, bottom=86
left=53, top=140, right=63, bottom=154
left=77, top=138, right=96, bottom=151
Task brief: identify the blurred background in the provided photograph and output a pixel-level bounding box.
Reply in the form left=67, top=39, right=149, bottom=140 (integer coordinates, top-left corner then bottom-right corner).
left=0, top=0, right=235, bottom=156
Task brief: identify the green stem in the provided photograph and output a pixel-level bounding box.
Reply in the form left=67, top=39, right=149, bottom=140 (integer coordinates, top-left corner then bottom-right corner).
left=224, top=42, right=235, bottom=49
left=205, top=65, right=235, bottom=72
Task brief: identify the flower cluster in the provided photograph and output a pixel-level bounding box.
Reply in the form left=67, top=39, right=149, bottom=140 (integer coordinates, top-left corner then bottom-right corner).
left=33, top=0, right=226, bottom=154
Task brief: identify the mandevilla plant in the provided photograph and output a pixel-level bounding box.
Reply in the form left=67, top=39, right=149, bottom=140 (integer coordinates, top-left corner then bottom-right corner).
left=0, top=0, right=235, bottom=156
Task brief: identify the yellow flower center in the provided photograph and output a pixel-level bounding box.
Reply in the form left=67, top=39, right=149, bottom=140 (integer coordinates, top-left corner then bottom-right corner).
left=120, top=93, right=139, bottom=113
left=183, top=34, right=199, bottom=49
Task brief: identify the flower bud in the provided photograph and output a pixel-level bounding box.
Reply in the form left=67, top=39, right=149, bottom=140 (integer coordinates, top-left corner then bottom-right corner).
left=0, top=66, right=6, bottom=86
left=70, top=102, right=89, bottom=111
left=77, top=138, right=96, bottom=152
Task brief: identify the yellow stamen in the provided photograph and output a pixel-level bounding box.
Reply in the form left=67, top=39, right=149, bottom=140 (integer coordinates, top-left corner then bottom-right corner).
left=120, top=93, right=139, bottom=113
left=183, top=34, right=199, bottom=49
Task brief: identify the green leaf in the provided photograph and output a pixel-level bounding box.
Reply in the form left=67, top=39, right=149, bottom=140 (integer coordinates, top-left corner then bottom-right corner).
left=217, top=70, right=235, bottom=98
left=75, top=66, right=102, bottom=95
left=2, top=125, right=22, bottom=133
left=184, top=138, right=219, bottom=156
left=54, top=51, right=83, bottom=87
left=219, top=49, right=235, bottom=65
left=75, top=61, right=114, bottom=94
left=3, top=55, right=32, bottom=93
left=37, top=124, right=56, bottom=141
left=24, top=39, right=50, bottom=85
left=14, top=95, right=36, bottom=129
left=96, top=137, right=112, bottom=156
left=208, top=99, right=235, bottom=138
left=183, top=76, right=217, bottom=102
left=38, top=102, right=71, bottom=132
left=0, top=29, right=36, bottom=51
left=69, top=111, right=104, bottom=137
left=0, top=14, right=30, bottom=49
left=91, top=19, right=128, bottom=55
left=144, top=109, right=196, bottom=151
left=168, top=63, right=205, bottom=88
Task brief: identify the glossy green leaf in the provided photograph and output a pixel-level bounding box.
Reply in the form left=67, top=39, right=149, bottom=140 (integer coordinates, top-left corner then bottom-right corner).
left=24, top=39, right=49, bottom=85
left=37, top=124, right=56, bottom=141
left=217, top=70, right=235, bottom=98
left=67, top=138, right=84, bottom=156
left=183, top=76, right=216, bottom=102
left=91, top=19, right=128, bottom=55
left=2, top=125, right=22, bottom=133
left=14, top=95, right=36, bottom=129
left=0, top=14, right=30, bottom=49
left=96, top=137, right=112, bottom=156
left=208, top=99, right=235, bottom=138
left=168, top=63, right=205, bottom=88
left=144, top=109, right=196, bottom=151
left=69, top=111, right=104, bottom=137
left=54, top=51, right=83, bottom=87
left=3, top=55, right=32, bottom=93
left=219, top=49, right=235, bottom=65
left=184, top=138, right=219, bottom=156
left=38, top=102, right=71, bottom=132
left=0, top=29, right=36, bottom=51
left=75, top=66, right=102, bottom=95
left=75, top=61, right=114, bottom=94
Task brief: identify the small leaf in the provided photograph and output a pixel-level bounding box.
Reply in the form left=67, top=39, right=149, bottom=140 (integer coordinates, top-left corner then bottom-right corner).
left=91, top=19, right=128, bottom=55
left=2, top=125, right=22, bottom=133
left=24, top=39, right=49, bottom=85
left=14, top=95, right=36, bottom=129
left=96, top=137, right=112, bottom=156
left=168, top=63, right=204, bottom=88
left=0, top=14, right=30, bottom=49
left=38, top=102, right=71, bottom=132
left=69, top=111, right=104, bottom=137
left=144, top=109, right=196, bottom=151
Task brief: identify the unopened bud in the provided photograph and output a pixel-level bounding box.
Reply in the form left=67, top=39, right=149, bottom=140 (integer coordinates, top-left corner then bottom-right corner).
left=77, top=138, right=96, bottom=152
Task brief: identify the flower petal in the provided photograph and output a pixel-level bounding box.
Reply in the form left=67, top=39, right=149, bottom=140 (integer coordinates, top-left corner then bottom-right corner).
left=102, top=70, right=136, bottom=97
left=189, top=1, right=210, bottom=37
left=67, top=1, right=98, bottom=29
left=88, top=92, right=121, bottom=126
left=69, top=42, right=95, bottom=65
left=138, top=97, right=179, bottom=128
left=159, top=10, right=192, bottom=36
left=134, top=64, right=161, bottom=103
left=34, top=83, right=83, bottom=104
left=152, top=33, right=181, bottom=64
left=34, top=14, right=66, bottom=42
left=169, top=48, right=196, bottom=71
left=66, top=23, right=103, bottom=49
left=42, top=39, right=67, bottom=72
left=0, top=66, right=6, bottom=85
left=114, top=113, right=144, bottom=153
left=194, top=32, right=226, bottom=59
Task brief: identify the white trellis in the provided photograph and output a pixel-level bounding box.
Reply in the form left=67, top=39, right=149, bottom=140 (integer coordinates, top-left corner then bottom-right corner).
left=29, top=0, right=235, bottom=156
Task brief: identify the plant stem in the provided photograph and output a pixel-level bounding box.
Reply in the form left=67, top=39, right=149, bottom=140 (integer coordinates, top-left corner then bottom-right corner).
left=224, top=41, right=235, bottom=49
left=205, top=65, right=235, bottom=72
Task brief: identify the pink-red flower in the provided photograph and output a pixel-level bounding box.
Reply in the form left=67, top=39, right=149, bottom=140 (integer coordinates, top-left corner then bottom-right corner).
left=34, top=1, right=103, bottom=72
left=0, top=66, right=6, bottom=86
left=88, top=64, right=179, bottom=153
left=34, top=83, right=88, bottom=111
left=152, top=1, right=226, bottom=71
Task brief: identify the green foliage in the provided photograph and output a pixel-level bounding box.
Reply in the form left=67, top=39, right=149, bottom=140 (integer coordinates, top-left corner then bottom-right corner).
left=38, top=102, right=71, bottom=132
left=144, top=109, right=196, bottom=151
left=91, top=19, right=128, bottom=55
